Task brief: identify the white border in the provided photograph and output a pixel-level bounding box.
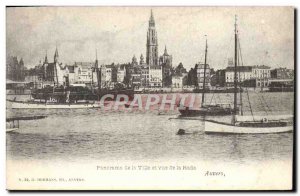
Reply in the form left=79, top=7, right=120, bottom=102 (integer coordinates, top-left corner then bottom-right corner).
left=1, top=0, right=298, bottom=195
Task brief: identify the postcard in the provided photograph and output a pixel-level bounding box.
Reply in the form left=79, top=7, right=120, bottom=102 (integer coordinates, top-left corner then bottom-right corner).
left=6, top=6, right=294, bottom=190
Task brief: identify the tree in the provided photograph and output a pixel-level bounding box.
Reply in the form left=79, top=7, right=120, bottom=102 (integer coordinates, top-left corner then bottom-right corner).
left=164, top=74, right=172, bottom=87
left=182, top=75, right=188, bottom=86
left=193, top=64, right=199, bottom=87
left=174, top=62, right=187, bottom=76
left=186, top=64, right=198, bottom=87
left=187, top=68, right=194, bottom=86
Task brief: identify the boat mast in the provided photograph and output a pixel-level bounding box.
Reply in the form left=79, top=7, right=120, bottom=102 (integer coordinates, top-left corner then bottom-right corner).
left=233, top=15, right=238, bottom=116
left=201, top=35, right=208, bottom=107
left=238, top=35, right=243, bottom=116
left=91, top=50, right=95, bottom=89
left=95, top=49, right=101, bottom=90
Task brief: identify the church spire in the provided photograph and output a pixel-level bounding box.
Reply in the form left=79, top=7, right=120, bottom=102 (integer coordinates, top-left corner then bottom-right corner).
left=19, top=58, right=24, bottom=66
left=149, top=9, right=155, bottom=27
left=96, top=49, right=98, bottom=60
left=140, top=54, right=144, bottom=65
left=164, top=45, right=168, bottom=55
left=44, top=50, right=48, bottom=63
left=54, top=46, right=59, bottom=63
left=132, top=54, right=137, bottom=65
left=150, top=9, right=154, bottom=20
left=95, top=49, right=98, bottom=68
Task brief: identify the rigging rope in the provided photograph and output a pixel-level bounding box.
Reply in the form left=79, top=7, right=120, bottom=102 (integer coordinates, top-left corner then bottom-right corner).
left=237, top=37, right=243, bottom=116
left=218, top=35, right=233, bottom=108
left=216, top=92, right=222, bottom=105
left=237, top=34, right=245, bottom=116
left=208, top=92, right=215, bottom=105
left=246, top=90, right=255, bottom=121
left=238, top=34, right=255, bottom=119
left=201, top=38, right=218, bottom=107
left=260, top=93, right=272, bottom=113
left=255, top=91, right=269, bottom=115
left=237, top=35, right=273, bottom=118
left=222, top=35, right=234, bottom=67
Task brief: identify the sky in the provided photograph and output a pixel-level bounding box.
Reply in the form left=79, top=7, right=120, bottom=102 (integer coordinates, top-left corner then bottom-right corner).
left=6, top=6, right=294, bottom=70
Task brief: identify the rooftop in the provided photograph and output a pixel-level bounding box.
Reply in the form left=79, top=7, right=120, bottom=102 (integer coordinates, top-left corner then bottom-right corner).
left=75, top=62, right=94, bottom=69
left=226, top=66, right=253, bottom=72
left=253, top=65, right=271, bottom=69
left=197, top=63, right=210, bottom=69
left=150, top=66, right=161, bottom=70
left=105, top=64, right=116, bottom=69
left=66, top=65, right=75, bottom=73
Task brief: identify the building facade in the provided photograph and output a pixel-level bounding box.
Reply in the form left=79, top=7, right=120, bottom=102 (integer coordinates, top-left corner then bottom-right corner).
left=159, top=46, right=173, bottom=87
left=149, top=66, right=163, bottom=87
left=116, top=64, right=126, bottom=83
left=141, top=65, right=150, bottom=87
left=73, top=62, right=94, bottom=84
left=41, top=48, right=68, bottom=85
left=252, top=65, right=271, bottom=79
left=196, top=63, right=211, bottom=89
left=225, top=65, right=272, bottom=88
left=225, top=66, right=253, bottom=86
left=252, top=65, right=271, bottom=88
left=271, top=67, right=294, bottom=80
left=172, top=75, right=186, bottom=88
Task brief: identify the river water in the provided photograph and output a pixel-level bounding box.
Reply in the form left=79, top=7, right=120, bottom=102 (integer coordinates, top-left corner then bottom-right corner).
left=6, top=92, right=294, bottom=164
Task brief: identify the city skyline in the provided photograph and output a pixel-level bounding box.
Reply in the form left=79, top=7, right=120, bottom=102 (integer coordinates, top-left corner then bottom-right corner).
left=7, top=7, right=294, bottom=70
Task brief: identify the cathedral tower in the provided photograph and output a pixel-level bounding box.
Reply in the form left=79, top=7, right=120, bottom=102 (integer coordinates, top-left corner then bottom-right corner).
left=146, top=10, right=158, bottom=66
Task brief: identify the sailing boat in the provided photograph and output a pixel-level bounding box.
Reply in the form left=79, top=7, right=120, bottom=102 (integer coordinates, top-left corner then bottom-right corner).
left=179, top=36, right=237, bottom=116
left=204, top=16, right=293, bottom=134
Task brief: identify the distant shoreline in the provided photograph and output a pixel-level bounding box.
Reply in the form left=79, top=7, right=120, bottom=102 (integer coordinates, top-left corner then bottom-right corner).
left=6, top=88, right=294, bottom=95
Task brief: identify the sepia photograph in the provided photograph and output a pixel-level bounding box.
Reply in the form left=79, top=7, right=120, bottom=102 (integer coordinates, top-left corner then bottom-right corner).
left=5, top=6, right=295, bottom=190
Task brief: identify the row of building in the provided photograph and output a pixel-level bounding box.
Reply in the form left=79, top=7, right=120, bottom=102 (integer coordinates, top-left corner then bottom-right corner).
left=26, top=51, right=128, bottom=89
left=17, top=50, right=295, bottom=90
left=212, top=59, right=294, bottom=89
left=12, top=52, right=294, bottom=90
left=24, top=10, right=173, bottom=89
left=175, top=60, right=294, bottom=90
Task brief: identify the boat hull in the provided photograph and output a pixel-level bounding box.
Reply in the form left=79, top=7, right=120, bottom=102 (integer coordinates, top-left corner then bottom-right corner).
left=178, top=106, right=237, bottom=116
left=7, top=100, right=102, bottom=109
left=204, top=120, right=293, bottom=134
left=32, top=87, right=135, bottom=101
left=179, top=108, right=207, bottom=116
